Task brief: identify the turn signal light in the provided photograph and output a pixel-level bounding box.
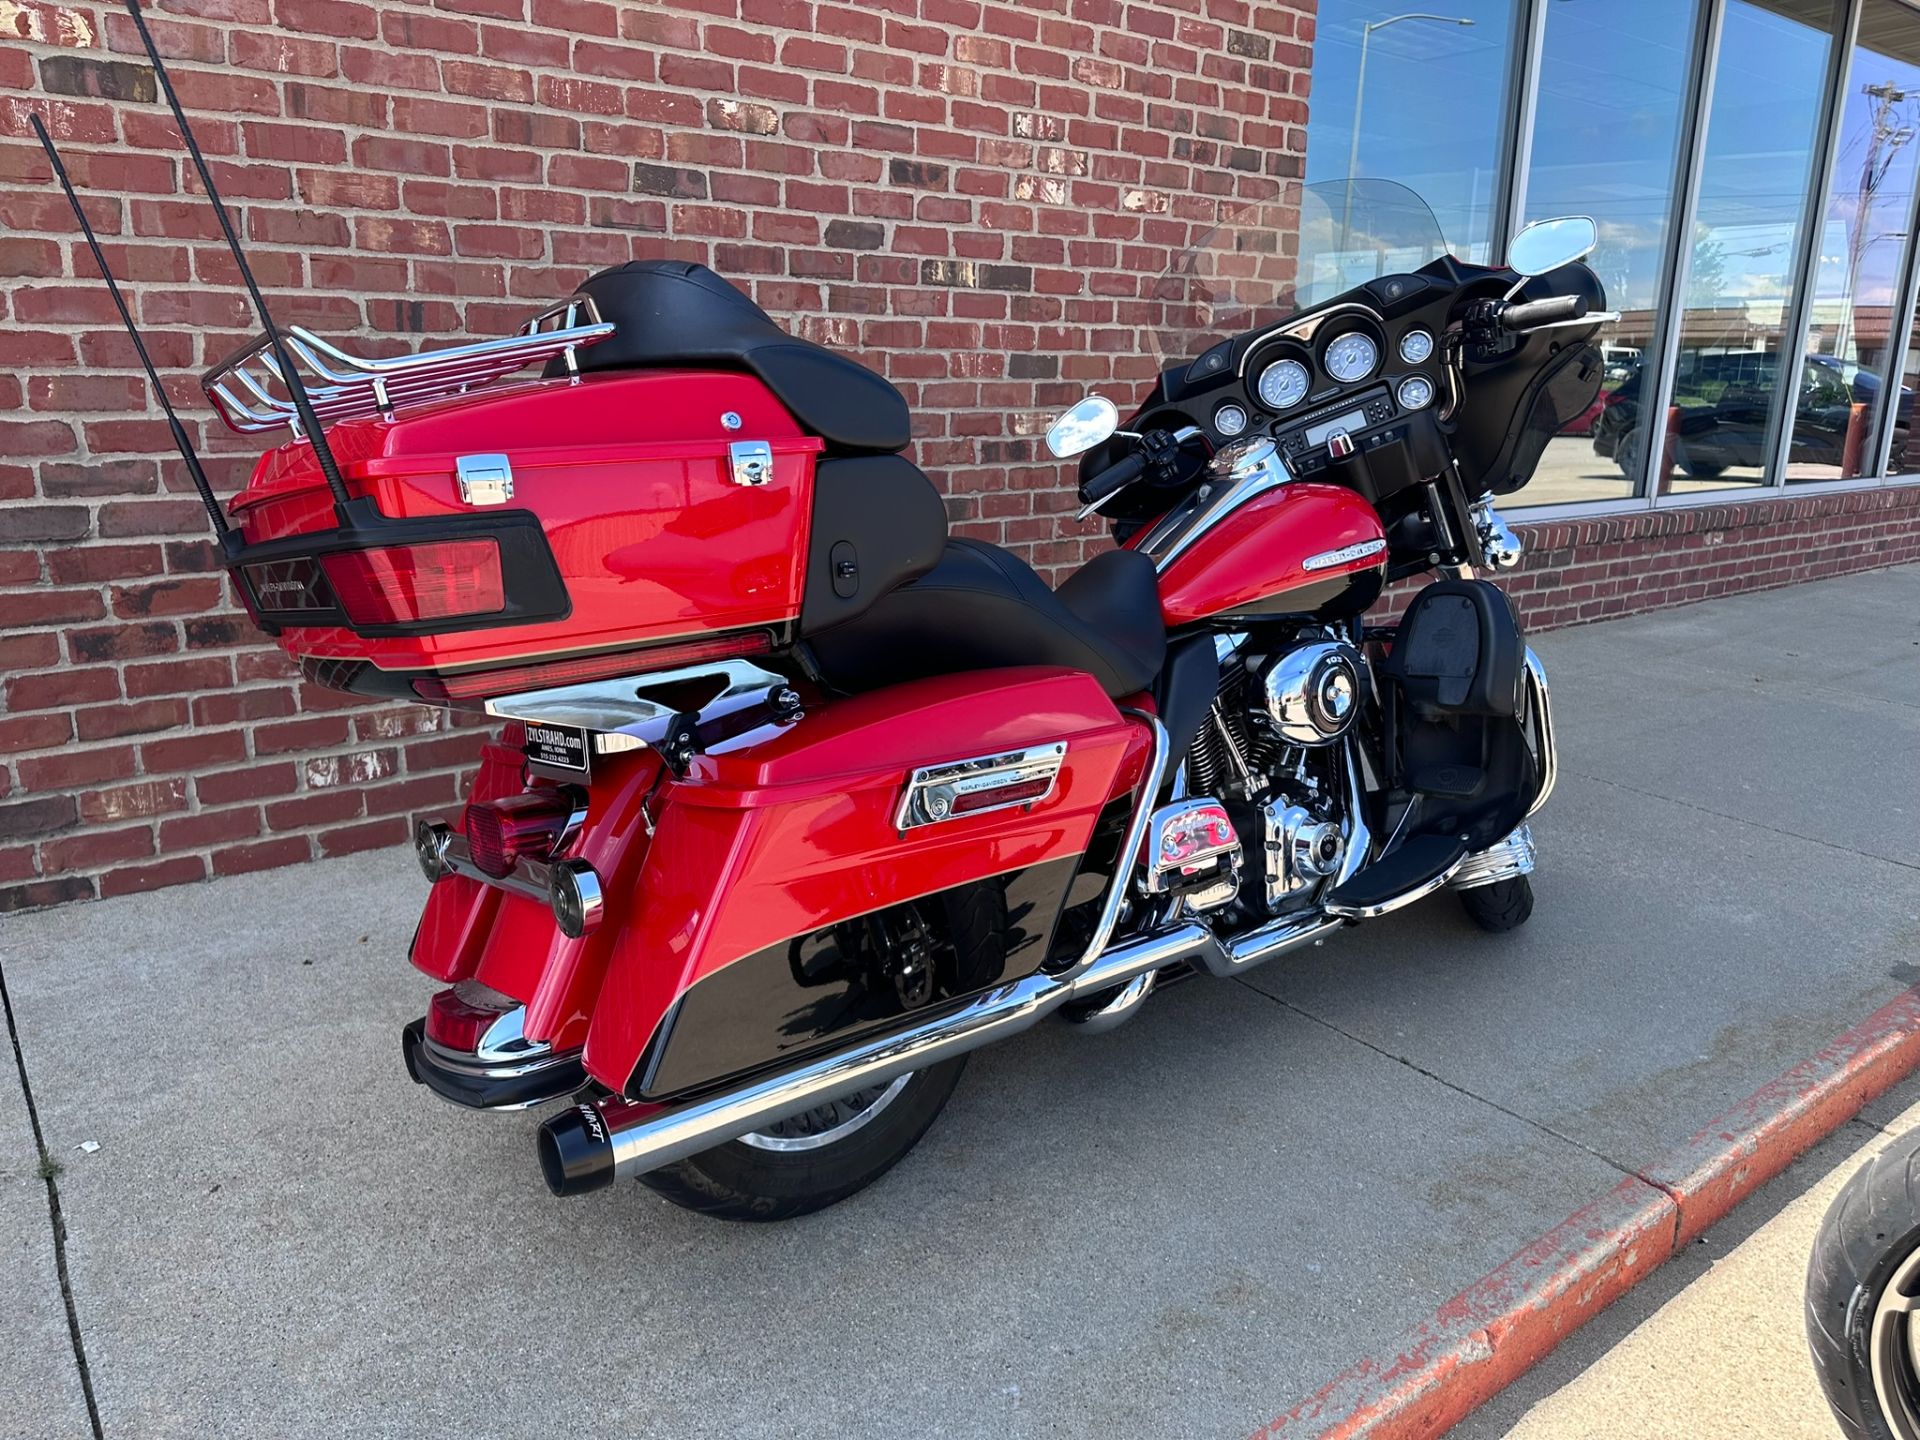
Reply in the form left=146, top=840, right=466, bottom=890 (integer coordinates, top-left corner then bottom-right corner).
left=462, top=790, right=574, bottom=878
left=320, top=540, right=505, bottom=625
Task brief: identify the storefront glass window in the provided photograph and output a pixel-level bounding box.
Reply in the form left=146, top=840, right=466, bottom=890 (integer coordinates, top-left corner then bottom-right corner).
left=1664, top=0, right=1839, bottom=494
left=1518, top=0, right=1704, bottom=506
left=1303, top=0, right=1521, bottom=266
left=1791, top=0, right=1920, bottom=482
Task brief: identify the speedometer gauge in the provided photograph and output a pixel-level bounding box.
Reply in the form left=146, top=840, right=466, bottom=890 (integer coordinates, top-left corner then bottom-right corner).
left=1324, top=334, right=1379, bottom=384
left=1257, top=359, right=1310, bottom=410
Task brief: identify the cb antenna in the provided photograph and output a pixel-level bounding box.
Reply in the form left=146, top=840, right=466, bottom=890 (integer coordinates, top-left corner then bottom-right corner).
left=121, top=0, right=353, bottom=514
left=30, top=112, right=236, bottom=551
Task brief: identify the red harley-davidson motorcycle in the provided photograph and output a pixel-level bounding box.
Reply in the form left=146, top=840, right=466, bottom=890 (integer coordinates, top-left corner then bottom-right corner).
left=31, top=17, right=1616, bottom=1218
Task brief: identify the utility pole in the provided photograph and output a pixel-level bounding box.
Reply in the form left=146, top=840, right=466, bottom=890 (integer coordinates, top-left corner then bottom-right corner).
left=1837, top=81, right=1913, bottom=360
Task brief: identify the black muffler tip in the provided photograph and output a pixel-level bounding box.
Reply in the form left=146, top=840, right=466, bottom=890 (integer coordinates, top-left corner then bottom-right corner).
left=536, top=1104, right=616, bottom=1196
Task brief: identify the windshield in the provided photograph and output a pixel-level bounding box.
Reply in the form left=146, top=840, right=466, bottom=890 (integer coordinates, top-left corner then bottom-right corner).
left=1146, top=179, right=1452, bottom=368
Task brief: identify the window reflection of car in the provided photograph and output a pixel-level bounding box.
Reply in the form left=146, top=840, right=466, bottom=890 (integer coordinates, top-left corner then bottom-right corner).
left=1589, top=353, right=1911, bottom=476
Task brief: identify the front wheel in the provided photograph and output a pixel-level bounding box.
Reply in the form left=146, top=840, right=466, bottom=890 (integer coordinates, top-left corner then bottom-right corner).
left=1806, top=1127, right=1920, bottom=1438
left=638, top=1057, right=968, bottom=1221
left=1457, top=874, right=1534, bottom=932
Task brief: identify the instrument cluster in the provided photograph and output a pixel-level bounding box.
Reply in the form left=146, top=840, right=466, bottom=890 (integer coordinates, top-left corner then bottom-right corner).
left=1208, top=310, right=1444, bottom=448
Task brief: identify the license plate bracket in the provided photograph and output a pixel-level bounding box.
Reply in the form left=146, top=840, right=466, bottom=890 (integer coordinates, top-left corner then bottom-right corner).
left=523, top=721, right=591, bottom=776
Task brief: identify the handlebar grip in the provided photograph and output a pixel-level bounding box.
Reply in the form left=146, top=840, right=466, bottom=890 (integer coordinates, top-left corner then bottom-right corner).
left=1500, top=294, right=1589, bottom=332
left=1080, top=449, right=1148, bottom=504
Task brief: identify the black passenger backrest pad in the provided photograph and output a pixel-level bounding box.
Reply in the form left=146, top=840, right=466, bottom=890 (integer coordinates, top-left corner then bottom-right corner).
left=549, top=260, right=913, bottom=454
left=1383, top=578, right=1525, bottom=717
left=799, top=454, right=948, bottom=636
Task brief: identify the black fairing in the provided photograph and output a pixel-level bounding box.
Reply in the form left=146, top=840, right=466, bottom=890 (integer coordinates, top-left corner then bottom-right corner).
left=1079, top=256, right=1608, bottom=523
left=1452, top=264, right=1608, bottom=497
left=799, top=454, right=949, bottom=636
left=551, top=260, right=913, bottom=454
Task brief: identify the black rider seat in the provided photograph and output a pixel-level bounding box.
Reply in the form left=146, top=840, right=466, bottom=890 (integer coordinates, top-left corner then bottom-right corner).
left=551, top=260, right=912, bottom=455
left=808, top=538, right=1166, bottom=700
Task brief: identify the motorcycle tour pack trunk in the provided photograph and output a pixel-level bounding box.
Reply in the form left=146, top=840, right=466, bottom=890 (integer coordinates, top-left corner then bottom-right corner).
left=28, top=40, right=1587, bottom=1215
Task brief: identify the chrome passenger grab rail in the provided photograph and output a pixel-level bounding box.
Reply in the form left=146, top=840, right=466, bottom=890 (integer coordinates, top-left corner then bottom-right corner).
left=201, top=296, right=615, bottom=436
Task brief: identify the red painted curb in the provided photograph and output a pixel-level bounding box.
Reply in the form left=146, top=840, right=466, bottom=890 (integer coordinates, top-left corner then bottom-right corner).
left=1249, top=987, right=1920, bottom=1440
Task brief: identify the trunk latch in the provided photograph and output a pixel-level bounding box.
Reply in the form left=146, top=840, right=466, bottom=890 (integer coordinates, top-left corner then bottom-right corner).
left=456, top=453, right=515, bottom=506
left=728, top=440, right=773, bottom=487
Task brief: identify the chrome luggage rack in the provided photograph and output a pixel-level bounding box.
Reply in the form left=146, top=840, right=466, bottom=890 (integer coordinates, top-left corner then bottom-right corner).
left=201, top=296, right=615, bottom=436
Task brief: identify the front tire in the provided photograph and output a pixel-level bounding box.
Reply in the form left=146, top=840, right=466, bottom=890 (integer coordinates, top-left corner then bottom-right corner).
left=639, top=1057, right=968, bottom=1221
left=1457, top=874, right=1534, bottom=932
left=1806, top=1127, right=1920, bottom=1438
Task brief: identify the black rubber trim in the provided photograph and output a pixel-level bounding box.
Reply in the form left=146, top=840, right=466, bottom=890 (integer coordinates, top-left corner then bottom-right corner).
left=400, top=1017, right=586, bottom=1111
left=233, top=496, right=570, bottom=639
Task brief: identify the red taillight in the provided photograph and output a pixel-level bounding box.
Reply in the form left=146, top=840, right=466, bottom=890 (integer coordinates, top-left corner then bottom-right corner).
left=319, top=540, right=505, bottom=625
left=424, top=984, right=514, bottom=1051
left=463, top=790, right=573, bottom=878
left=413, top=630, right=774, bottom=704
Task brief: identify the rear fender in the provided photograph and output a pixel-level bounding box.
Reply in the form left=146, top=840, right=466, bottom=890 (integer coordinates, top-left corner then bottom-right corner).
left=582, top=667, right=1151, bottom=1098
left=410, top=732, right=664, bottom=1051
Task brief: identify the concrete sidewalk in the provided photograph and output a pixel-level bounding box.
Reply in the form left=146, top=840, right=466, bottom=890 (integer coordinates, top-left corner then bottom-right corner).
left=1464, top=1080, right=1920, bottom=1439
left=3, top=564, right=1917, bottom=1440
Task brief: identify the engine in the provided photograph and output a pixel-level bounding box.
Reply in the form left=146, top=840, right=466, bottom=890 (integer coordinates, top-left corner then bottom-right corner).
left=1181, top=631, right=1362, bottom=918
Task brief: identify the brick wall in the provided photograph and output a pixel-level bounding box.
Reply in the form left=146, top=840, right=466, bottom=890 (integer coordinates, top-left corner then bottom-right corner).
left=0, top=0, right=1317, bottom=908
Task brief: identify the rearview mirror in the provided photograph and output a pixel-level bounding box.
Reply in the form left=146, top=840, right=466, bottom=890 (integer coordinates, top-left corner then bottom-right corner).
left=1044, top=395, right=1119, bottom=458
left=1507, top=216, right=1598, bottom=277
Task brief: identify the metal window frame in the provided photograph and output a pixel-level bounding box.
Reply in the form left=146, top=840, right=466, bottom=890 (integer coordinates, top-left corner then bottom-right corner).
left=1493, top=0, right=1550, bottom=259
left=1870, top=3, right=1920, bottom=477
left=1627, top=0, right=1730, bottom=507
left=1504, top=0, right=1920, bottom=511
left=1765, top=0, right=1866, bottom=487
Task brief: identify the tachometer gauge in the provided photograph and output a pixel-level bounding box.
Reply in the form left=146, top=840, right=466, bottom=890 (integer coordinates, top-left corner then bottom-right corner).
left=1397, top=375, right=1435, bottom=410
left=1257, top=358, right=1310, bottom=410
left=1214, top=402, right=1249, bottom=436
left=1324, top=334, right=1379, bottom=384
left=1399, top=329, right=1435, bottom=364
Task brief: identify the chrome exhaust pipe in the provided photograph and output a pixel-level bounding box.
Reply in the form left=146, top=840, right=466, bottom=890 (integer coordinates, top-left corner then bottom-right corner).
left=533, top=716, right=1352, bottom=1195
left=535, top=909, right=1353, bottom=1194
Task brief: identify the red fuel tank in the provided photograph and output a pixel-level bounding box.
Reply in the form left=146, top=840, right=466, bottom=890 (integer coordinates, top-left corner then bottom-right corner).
left=1141, top=481, right=1388, bottom=627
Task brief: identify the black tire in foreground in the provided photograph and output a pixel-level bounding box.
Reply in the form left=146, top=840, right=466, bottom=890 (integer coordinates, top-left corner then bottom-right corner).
left=638, top=1056, right=969, bottom=1222
left=1457, top=874, right=1534, bottom=933
left=1805, top=1125, right=1920, bottom=1439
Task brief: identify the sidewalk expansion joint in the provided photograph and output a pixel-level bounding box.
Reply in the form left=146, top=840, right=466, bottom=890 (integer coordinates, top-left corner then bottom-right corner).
left=1566, top=767, right=1920, bottom=875
left=0, top=957, right=106, bottom=1440
left=1236, top=980, right=1670, bottom=1196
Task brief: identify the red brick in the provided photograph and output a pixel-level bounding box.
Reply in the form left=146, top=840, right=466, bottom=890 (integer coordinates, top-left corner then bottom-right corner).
left=100, top=855, right=208, bottom=898
left=42, top=825, right=154, bottom=871
left=17, top=747, right=138, bottom=793
left=159, top=808, right=264, bottom=849
left=318, top=817, right=409, bottom=857
left=196, top=763, right=299, bottom=806
left=75, top=699, right=190, bottom=742
left=213, top=836, right=313, bottom=875
left=4, top=667, right=119, bottom=712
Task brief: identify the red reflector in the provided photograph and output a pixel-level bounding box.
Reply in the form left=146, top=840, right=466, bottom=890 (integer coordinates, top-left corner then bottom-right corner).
left=414, top=630, right=774, bottom=704
left=951, top=777, right=1052, bottom=814
left=320, top=540, right=505, bottom=625
left=463, top=791, right=573, bottom=878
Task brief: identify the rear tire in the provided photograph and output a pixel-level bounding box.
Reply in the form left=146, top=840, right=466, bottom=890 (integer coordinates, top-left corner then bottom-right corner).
left=639, top=879, right=1005, bottom=1221
left=1805, top=1126, right=1920, bottom=1439
left=1457, top=874, right=1534, bottom=932
left=638, top=1057, right=968, bottom=1222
